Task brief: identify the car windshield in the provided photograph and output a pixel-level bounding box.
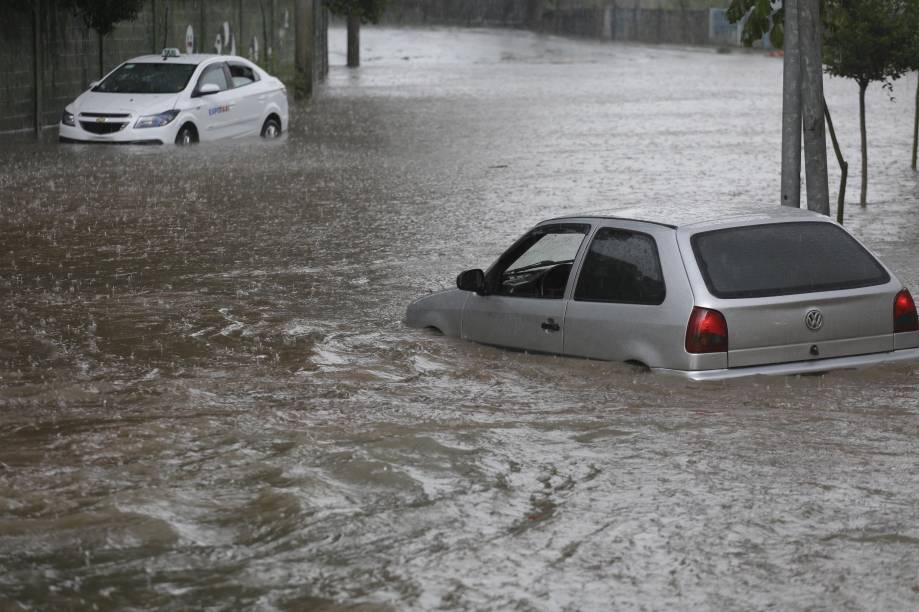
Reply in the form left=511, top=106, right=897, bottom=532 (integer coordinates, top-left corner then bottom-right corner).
left=504, top=232, right=584, bottom=274
left=691, top=222, right=890, bottom=299
left=93, top=62, right=197, bottom=94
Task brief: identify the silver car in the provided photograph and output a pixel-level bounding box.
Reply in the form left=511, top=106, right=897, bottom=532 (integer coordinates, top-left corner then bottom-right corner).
left=406, top=208, right=919, bottom=380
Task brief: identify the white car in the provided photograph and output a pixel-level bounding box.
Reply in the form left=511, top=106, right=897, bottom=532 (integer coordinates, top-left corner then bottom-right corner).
left=59, top=49, right=289, bottom=145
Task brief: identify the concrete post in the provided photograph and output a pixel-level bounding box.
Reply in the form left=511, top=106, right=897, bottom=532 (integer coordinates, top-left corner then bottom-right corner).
left=780, top=0, right=802, bottom=207
left=798, top=0, right=830, bottom=215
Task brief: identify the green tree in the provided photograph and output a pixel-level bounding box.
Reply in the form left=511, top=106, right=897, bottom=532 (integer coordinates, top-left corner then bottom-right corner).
left=325, top=0, right=389, bottom=67
left=70, top=0, right=144, bottom=77
left=726, top=0, right=786, bottom=48
left=823, top=0, right=914, bottom=205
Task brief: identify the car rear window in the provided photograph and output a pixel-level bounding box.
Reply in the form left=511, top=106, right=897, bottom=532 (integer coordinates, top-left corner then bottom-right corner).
left=691, top=222, right=890, bottom=299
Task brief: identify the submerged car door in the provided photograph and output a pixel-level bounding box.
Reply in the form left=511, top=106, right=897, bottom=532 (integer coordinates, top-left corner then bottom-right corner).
left=191, top=62, right=235, bottom=140
left=461, top=223, right=590, bottom=354
left=563, top=223, right=692, bottom=367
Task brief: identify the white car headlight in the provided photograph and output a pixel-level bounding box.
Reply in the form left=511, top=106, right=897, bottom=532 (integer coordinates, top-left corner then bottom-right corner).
left=61, top=110, right=75, bottom=127
left=134, top=110, right=180, bottom=129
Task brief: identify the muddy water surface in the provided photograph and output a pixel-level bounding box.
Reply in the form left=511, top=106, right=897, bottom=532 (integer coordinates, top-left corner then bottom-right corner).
left=2, top=27, right=919, bottom=610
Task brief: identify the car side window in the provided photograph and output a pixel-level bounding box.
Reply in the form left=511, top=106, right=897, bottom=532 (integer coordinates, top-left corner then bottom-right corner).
left=197, top=63, right=230, bottom=92
left=574, top=228, right=665, bottom=305
left=488, top=224, right=589, bottom=299
left=228, top=63, right=258, bottom=88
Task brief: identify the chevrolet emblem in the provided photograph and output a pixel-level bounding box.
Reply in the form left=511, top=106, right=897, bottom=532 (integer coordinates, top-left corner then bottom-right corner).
left=95, top=117, right=107, bottom=123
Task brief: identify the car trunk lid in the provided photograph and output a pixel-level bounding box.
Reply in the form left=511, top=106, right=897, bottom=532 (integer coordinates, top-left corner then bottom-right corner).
left=680, top=218, right=897, bottom=369
left=720, top=289, right=895, bottom=367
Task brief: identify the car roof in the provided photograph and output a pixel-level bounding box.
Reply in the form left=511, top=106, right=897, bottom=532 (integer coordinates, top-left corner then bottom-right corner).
left=123, top=53, right=247, bottom=66
left=541, top=206, right=827, bottom=231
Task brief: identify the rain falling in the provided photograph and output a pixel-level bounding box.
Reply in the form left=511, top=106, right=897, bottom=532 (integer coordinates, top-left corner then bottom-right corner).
left=2, top=11, right=919, bottom=612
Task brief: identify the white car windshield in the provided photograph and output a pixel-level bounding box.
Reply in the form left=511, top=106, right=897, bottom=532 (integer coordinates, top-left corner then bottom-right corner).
left=93, top=62, right=197, bottom=94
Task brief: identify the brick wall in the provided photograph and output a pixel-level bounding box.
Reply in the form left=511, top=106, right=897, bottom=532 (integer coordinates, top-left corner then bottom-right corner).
left=0, top=0, right=328, bottom=136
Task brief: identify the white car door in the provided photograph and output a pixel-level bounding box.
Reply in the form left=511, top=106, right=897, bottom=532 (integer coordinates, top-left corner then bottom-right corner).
left=461, top=224, right=590, bottom=355
left=190, top=62, right=236, bottom=141
left=227, top=61, right=264, bottom=136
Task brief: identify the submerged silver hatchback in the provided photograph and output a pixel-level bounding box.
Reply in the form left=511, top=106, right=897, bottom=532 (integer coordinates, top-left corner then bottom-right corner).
left=406, top=209, right=919, bottom=380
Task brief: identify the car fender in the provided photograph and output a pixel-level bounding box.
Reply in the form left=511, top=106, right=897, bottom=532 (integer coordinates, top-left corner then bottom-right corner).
left=405, top=289, right=468, bottom=337
left=617, top=338, right=669, bottom=369
left=260, top=96, right=287, bottom=127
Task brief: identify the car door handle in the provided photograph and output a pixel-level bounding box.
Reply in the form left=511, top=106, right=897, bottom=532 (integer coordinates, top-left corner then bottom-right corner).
left=541, top=319, right=560, bottom=332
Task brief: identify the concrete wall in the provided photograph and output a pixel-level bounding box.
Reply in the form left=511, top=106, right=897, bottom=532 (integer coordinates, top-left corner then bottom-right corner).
left=0, top=0, right=328, bottom=136
left=383, top=0, right=535, bottom=27
left=383, top=0, right=738, bottom=48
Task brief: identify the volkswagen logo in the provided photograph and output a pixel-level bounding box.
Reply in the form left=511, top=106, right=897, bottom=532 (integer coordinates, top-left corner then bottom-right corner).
left=804, top=309, right=823, bottom=331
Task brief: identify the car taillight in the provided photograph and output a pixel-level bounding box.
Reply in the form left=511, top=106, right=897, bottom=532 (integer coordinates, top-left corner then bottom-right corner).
left=894, top=289, right=919, bottom=333
left=685, top=307, right=728, bottom=353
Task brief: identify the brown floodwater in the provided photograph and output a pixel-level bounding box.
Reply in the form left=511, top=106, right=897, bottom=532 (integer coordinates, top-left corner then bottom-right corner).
left=1, top=26, right=919, bottom=611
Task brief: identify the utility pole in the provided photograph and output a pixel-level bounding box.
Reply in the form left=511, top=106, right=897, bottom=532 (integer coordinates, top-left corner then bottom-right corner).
left=798, top=0, right=830, bottom=215
left=780, top=0, right=801, bottom=207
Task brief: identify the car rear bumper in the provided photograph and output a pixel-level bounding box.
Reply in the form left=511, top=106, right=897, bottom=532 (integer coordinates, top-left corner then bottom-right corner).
left=657, top=347, right=919, bottom=381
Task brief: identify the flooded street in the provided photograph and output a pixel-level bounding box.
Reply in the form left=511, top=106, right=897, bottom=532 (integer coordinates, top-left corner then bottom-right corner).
left=3, top=26, right=919, bottom=610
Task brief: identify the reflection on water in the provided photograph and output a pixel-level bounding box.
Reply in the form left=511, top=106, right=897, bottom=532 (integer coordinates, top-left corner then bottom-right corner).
left=2, top=26, right=919, bottom=610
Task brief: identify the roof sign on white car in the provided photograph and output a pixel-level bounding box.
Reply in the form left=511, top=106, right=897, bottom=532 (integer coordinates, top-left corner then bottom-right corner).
left=162, top=48, right=181, bottom=59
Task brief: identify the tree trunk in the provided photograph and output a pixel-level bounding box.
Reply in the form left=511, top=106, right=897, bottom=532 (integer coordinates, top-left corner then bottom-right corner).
left=797, top=0, right=830, bottom=215
left=98, top=30, right=105, bottom=79
left=294, top=0, right=314, bottom=99
left=824, top=103, right=848, bottom=224
left=781, top=0, right=802, bottom=208
left=912, top=72, right=918, bottom=171
left=33, top=0, right=43, bottom=140
left=859, top=81, right=868, bottom=206
left=527, top=0, right=543, bottom=28
left=347, top=13, right=360, bottom=68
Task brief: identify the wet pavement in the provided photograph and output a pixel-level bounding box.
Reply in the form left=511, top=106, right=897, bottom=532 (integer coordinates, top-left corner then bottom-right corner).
left=2, top=26, right=919, bottom=611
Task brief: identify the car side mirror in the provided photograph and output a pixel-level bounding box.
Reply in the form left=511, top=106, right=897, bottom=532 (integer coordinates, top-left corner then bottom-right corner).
left=457, top=269, right=486, bottom=294
left=88, top=80, right=100, bottom=89
left=196, top=83, right=220, bottom=97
